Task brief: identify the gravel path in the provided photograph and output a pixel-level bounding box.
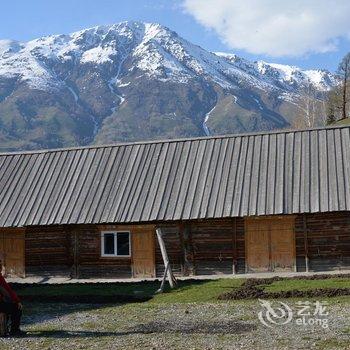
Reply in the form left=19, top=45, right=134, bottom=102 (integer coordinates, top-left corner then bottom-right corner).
left=0, top=300, right=349, bottom=350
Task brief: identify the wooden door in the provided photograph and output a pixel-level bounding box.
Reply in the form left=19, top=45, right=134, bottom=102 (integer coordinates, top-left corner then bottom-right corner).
left=132, top=230, right=155, bottom=278
left=245, top=217, right=295, bottom=273
left=270, top=219, right=295, bottom=271
left=0, top=230, right=25, bottom=277
left=245, top=220, right=270, bottom=272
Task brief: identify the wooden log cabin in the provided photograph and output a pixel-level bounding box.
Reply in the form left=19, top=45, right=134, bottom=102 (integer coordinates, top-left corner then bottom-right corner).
left=0, top=126, right=349, bottom=279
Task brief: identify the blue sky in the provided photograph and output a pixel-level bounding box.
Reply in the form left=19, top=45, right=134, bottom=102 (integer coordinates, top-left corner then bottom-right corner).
left=0, top=0, right=349, bottom=72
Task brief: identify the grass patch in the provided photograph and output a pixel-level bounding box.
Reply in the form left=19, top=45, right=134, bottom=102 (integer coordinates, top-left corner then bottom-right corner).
left=13, top=278, right=244, bottom=304
left=265, top=278, right=350, bottom=292
left=151, top=278, right=244, bottom=303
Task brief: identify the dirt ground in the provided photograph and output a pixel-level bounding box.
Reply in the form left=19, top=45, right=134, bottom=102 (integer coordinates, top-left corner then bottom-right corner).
left=0, top=299, right=349, bottom=350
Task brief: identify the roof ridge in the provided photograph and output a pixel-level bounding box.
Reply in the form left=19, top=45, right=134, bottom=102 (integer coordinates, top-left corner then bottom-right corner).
left=0, top=124, right=349, bottom=156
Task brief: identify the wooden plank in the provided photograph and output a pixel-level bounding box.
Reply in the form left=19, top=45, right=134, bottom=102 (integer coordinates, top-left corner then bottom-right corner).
left=274, top=133, right=285, bottom=214
left=245, top=219, right=270, bottom=272
left=266, top=134, right=277, bottom=214
left=270, top=218, right=295, bottom=271
left=303, top=214, right=309, bottom=272
left=0, top=229, right=25, bottom=278
left=245, top=217, right=295, bottom=272
left=257, top=135, right=269, bottom=215
left=247, top=136, right=260, bottom=216
left=132, top=229, right=155, bottom=278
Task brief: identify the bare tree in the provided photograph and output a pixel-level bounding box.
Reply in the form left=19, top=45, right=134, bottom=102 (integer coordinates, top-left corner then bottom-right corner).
left=326, top=99, right=336, bottom=125
left=305, top=83, right=317, bottom=127
left=325, top=84, right=343, bottom=124
left=320, top=93, right=328, bottom=125
left=337, top=53, right=350, bottom=120
left=295, top=83, right=318, bottom=128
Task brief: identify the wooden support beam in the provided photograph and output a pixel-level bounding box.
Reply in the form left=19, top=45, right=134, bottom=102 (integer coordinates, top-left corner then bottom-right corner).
left=156, top=227, right=177, bottom=289
left=303, top=215, right=309, bottom=272
left=156, top=262, right=169, bottom=293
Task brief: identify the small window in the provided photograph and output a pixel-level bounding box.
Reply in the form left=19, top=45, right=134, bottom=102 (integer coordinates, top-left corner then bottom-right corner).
left=101, top=231, right=131, bottom=257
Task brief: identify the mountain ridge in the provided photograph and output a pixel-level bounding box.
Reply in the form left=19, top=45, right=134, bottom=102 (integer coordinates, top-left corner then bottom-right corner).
left=0, top=21, right=338, bottom=151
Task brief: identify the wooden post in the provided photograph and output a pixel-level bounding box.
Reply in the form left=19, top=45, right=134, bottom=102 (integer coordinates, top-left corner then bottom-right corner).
left=156, top=227, right=177, bottom=289
left=180, top=223, right=194, bottom=276
left=303, top=215, right=309, bottom=272
left=72, top=231, right=79, bottom=279
left=187, top=225, right=196, bottom=275
left=178, top=224, right=186, bottom=276
left=232, top=218, right=237, bottom=274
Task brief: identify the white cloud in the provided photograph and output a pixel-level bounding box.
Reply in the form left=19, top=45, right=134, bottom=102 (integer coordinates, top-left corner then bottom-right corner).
left=182, top=0, right=350, bottom=57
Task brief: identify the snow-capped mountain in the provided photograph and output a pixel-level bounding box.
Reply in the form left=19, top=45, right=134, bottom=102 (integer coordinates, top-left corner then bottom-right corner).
left=215, top=52, right=336, bottom=92
left=0, top=21, right=338, bottom=151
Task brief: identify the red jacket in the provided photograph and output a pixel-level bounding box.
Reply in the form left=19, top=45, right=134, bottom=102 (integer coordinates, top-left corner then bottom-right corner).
left=0, top=274, right=20, bottom=303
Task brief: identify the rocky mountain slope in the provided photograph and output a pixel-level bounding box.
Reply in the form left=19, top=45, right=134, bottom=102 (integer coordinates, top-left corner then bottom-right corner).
left=0, top=21, right=338, bottom=151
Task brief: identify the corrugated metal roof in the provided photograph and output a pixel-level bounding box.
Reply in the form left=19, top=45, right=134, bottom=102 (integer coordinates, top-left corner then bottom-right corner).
left=1, top=126, right=350, bottom=227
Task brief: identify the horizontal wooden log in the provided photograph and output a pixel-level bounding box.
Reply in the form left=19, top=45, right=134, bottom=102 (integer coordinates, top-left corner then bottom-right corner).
left=22, top=212, right=350, bottom=278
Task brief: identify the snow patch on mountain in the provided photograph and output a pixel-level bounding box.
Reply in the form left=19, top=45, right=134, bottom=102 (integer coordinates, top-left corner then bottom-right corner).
left=0, top=50, right=63, bottom=90
left=67, top=86, right=79, bottom=102
left=203, top=105, right=216, bottom=136
left=81, top=46, right=117, bottom=64
left=257, top=61, right=337, bottom=91
left=0, top=40, right=22, bottom=55
left=217, top=53, right=336, bottom=93
left=0, top=21, right=338, bottom=96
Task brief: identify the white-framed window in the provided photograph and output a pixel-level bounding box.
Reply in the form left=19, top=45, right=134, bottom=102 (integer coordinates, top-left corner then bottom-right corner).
left=101, top=231, right=131, bottom=257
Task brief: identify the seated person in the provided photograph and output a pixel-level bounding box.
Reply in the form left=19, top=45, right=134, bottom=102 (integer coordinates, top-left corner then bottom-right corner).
left=0, top=260, right=24, bottom=336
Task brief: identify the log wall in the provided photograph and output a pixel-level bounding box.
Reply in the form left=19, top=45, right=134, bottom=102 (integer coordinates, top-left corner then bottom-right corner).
left=24, top=211, right=350, bottom=278
left=190, top=218, right=245, bottom=275
left=70, top=225, right=132, bottom=278
left=155, top=224, right=183, bottom=277
left=25, top=225, right=135, bottom=278
left=155, top=218, right=245, bottom=276
left=25, top=226, right=72, bottom=276
left=295, top=212, right=350, bottom=271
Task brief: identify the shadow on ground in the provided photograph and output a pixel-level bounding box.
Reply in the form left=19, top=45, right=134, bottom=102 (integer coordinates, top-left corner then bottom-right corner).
left=131, top=319, right=257, bottom=334
left=19, top=320, right=256, bottom=338
left=12, top=279, right=209, bottom=303
left=12, top=279, right=220, bottom=327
